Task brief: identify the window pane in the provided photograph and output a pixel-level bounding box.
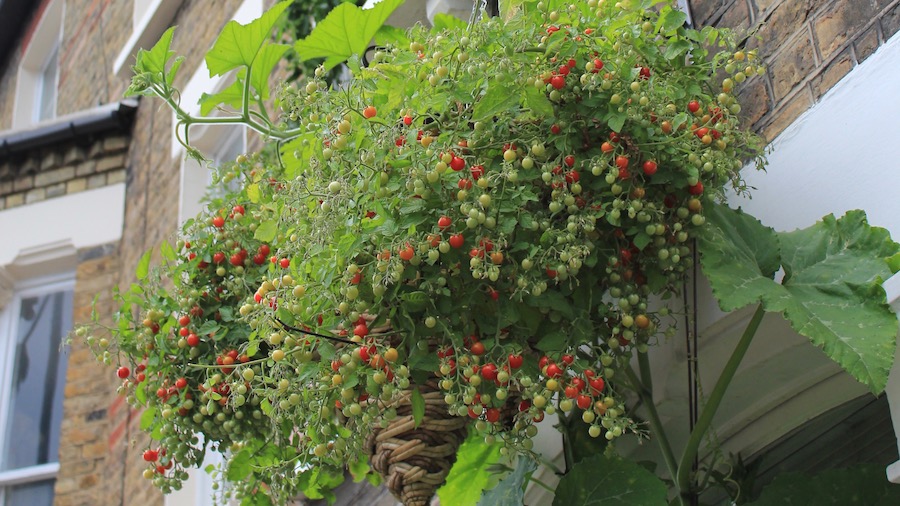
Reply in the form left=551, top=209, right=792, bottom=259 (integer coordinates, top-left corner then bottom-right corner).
left=1, top=290, right=72, bottom=471
left=4, top=478, right=55, bottom=506
left=37, top=44, right=58, bottom=122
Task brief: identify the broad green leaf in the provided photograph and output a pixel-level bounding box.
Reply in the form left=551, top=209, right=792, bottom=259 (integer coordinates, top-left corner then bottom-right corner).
left=205, top=1, right=291, bottom=77
left=348, top=458, right=371, bottom=483
left=199, top=77, right=244, bottom=116
left=246, top=183, right=260, bottom=203
left=657, top=6, right=688, bottom=33
left=772, top=211, right=898, bottom=393
left=473, top=83, right=519, bottom=122
left=294, top=0, right=404, bottom=71
left=160, top=240, right=176, bottom=261
left=607, top=112, right=627, bottom=132
left=411, top=387, right=425, bottom=428
left=746, top=464, right=900, bottom=506
left=699, top=205, right=900, bottom=393
left=438, top=434, right=503, bottom=506
left=136, top=249, right=152, bottom=280
left=887, top=251, right=900, bottom=274
left=139, top=406, right=157, bottom=431
left=523, top=86, right=554, bottom=117
left=477, top=456, right=537, bottom=506
left=254, top=220, right=278, bottom=243
left=135, top=26, right=176, bottom=75
left=249, top=43, right=290, bottom=100
left=553, top=452, right=667, bottom=506
left=226, top=449, right=252, bottom=481
left=375, top=24, right=410, bottom=47
left=664, top=39, right=691, bottom=60
left=698, top=203, right=782, bottom=311
left=432, top=12, right=468, bottom=32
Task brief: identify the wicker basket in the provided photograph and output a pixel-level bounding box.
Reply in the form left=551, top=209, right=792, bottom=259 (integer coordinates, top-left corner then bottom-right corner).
left=364, top=381, right=468, bottom=506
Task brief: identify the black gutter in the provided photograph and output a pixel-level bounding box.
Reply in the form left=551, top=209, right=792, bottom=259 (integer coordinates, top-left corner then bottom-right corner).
left=0, top=98, right=139, bottom=161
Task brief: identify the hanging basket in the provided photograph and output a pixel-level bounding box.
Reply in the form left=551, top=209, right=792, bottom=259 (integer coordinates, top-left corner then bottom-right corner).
left=364, top=380, right=469, bottom=506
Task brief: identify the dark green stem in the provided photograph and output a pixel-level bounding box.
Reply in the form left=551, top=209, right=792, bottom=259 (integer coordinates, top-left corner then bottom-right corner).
left=625, top=359, right=678, bottom=483
left=675, top=304, right=766, bottom=503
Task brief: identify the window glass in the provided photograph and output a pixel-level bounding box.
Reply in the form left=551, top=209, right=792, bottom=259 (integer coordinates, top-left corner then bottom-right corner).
left=37, top=43, right=59, bottom=122
left=5, top=479, right=54, bottom=506
left=1, top=289, right=71, bottom=471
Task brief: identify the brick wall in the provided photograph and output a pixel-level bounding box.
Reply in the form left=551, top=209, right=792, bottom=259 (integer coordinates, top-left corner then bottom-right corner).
left=56, top=244, right=122, bottom=506
left=0, top=134, right=128, bottom=211
left=689, top=0, right=900, bottom=140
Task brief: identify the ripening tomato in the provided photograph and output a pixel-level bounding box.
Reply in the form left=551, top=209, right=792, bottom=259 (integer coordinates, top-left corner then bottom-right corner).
left=362, top=105, right=377, bottom=118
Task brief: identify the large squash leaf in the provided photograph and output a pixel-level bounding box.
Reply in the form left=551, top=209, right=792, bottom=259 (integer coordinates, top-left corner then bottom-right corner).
left=294, top=0, right=404, bottom=71
left=552, top=452, right=668, bottom=506
left=205, top=1, right=291, bottom=77
left=699, top=204, right=899, bottom=393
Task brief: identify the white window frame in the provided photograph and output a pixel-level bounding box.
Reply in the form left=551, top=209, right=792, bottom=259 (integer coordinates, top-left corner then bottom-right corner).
left=0, top=272, right=75, bottom=504
left=13, top=0, right=64, bottom=128
left=178, top=124, right=247, bottom=224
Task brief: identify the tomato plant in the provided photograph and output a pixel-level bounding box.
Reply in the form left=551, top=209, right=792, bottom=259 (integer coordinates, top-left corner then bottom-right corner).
left=75, top=0, right=900, bottom=505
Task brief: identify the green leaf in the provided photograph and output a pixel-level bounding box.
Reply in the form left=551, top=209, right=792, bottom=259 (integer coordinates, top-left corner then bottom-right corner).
left=139, top=406, right=157, bottom=431
left=657, top=6, right=688, bottom=34
left=473, top=83, right=519, bottom=122
left=247, top=183, right=260, bottom=204
left=254, top=220, right=278, bottom=243
left=699, top=205, right=900, bottom=393
left=745, top=464, right=900, bottom=506
left=697, top=203, right=782, bottom=311
left=294, top=0, right=404, bottom=71
left=136, top=249, right=152, bottom=280
left=664, top=39, right=691, bottom=60
left=249, top=43, right=290, bottom=100
left=348, top=458, right=371, bottom=483
left=411, top=387, right=425, bottom=428
left=535, top=330, right=567, bottom=352
left=438, top=434, right=503, bottom=506
left=375, top=25, right=410, bottom=47
left=135, top=26, right=176, bottom=75
left=477, top=456, right=537, bottom=506
left=199, top=77, right=244, bottom=116
left=160, top=240, right=176, bottom=262
left=607, top=112, right=627, bottom=132
left=523, top=85, right=555, bottom=117
left=227, top=449, right=253, bottom=482
left=432, top=12, right=468, bottom=32
left=552, top=452, right=668, bottom=506
left=205, top=1, right=291, bottom=77
left=773, top=211, right=899, bottom=393
left=887, top=251, right=900, bottom=274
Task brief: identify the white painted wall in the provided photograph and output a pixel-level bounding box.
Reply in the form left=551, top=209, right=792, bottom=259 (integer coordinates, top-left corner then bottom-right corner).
left=0, top=183, right=125, bottom=269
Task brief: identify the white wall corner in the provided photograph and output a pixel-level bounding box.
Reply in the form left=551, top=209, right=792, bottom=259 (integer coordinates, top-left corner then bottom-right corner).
left=881, top=271, right=900, bottom=482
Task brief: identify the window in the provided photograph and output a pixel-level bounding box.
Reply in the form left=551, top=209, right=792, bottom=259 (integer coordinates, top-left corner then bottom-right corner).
left=13, top=0, right=63, bottom=128
left=178, top=125, right=247, bottom=224
left=36, top=43, right=59, bottom=122
left=0, top=274, right=73, bottom=506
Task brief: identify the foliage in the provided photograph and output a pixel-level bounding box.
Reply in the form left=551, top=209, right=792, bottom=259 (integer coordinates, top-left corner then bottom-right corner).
left=744, top=464, right=900, bottom=506
left=78, top=0, right=900, bottom=505
left=552, top=452, right=668, bottom=505
left=699, top=204, right=899, bottom=393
